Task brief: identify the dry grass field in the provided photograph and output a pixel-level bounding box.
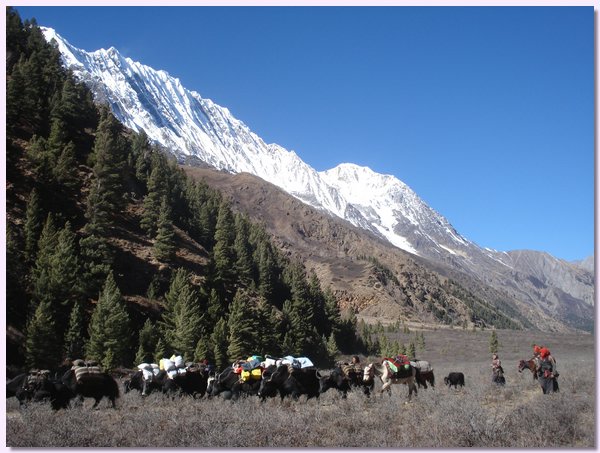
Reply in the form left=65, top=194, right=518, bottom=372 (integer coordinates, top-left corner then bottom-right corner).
left=6, top=328, right=595, bottom=448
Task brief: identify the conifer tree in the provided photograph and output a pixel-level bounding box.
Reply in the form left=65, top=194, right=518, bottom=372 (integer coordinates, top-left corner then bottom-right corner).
left=194, top=336, right=212, bottom=363
left=489, top=330, right=499, bottom=354
left=256, top=242, right=277, bottom=302
left=153, top=196, right=176, bottom=261
left=326, top=332, right=340, bottom=364
left=30, top=213, right=59, bottom=305
left=134, top=319, right=157, bottom=365
left=154, top=337, right=167, bottom=363
left=254, top=297, right=281, bottom=356
left=26, top=135, right=53, bottom=185
left=207, top=288, right=225, bottom=326
left=86, top=272, right=131, bottom=369
left=46, top=116, right=68, bottom=165
left=226, top=289, right=258, bottom=361
left=159, top=269, right=203, bottom=360
left=140, top=154, right=168, bottom=235
left=55, top=141, right=77, bottom=188
left=131, top=130, right=152, bottom=186
left=64, top=300, right=86, bottom=360
left=89, top=107, right=126, bottom=212
left=234, top=215, right=254, bottom=286
left=7, top=222, right=28, bottom=328
left=79, top=233, right=112, bottom=296
left=211, top=318, right=229, bottom=370
left=407, top=342, right=416, bottom=360
left=25, top=298, right=61, bottom=369
left=24, top=188, right=43, bottom=264
left=213, top=200, right=236, bottom=287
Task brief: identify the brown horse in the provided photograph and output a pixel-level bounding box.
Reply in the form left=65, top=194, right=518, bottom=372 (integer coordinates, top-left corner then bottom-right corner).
left=518, top=359, right=539, bottom=380
left=363, top=361, right=417, bottom=399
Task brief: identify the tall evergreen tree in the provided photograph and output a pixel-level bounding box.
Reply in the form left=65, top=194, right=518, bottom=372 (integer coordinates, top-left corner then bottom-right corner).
left=159, top=269, right=203, bottom=360
left=194, top=336, right=212, bottom=363
left=24, top=188, right=43, bottom=264
left=86, top=272, right=131, bottom=369
left=54, top=141, right=78, bottom=188
left=489, top=330, right=499, bottom=354
left=25, top=299, right=61, bottom=369
left=134, top=319, right=157, bottom=365
left=140, top=157, right=168, bottom=235
left=7, top=222, right=28, bottom=328
left=154, top=337, right=167, bottom=363
left=63, top=300, right=86, bottom=360
left=211, top=318, right=229, bottom=370
left=212, top=200, right=236, bottom=288
left=30, top=213, right=59, bottom=306
left=85, top=106, right=126, bottom=234
left=226, top=289, right=258, bottom=361
left=153, top=196, right=176, bottom=261
left=233, top=215, right=254, bottom=286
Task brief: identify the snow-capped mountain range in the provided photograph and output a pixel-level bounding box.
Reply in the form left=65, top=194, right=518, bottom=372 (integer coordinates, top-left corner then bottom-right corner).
left=41, top=27, right=594, bottom=330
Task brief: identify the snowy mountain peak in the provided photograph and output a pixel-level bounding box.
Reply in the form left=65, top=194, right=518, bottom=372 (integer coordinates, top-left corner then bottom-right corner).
left=39, top=27, right=484, bottom=261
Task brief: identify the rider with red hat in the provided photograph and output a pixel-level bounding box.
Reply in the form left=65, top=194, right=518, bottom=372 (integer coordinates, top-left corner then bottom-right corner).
left=538, top=347, right=559, bottom=394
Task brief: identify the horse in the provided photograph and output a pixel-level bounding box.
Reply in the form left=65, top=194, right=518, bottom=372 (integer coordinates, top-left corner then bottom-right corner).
left=518, top=359, right=539, bottom=380
left=363, top=362, right=418, bottom=399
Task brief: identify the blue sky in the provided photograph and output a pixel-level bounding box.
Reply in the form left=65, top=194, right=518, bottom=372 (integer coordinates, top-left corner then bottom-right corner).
left=13, top=6, right=594, bottom=261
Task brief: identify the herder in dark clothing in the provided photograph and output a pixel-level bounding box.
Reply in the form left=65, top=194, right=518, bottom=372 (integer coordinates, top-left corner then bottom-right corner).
left=491, top=353, right=505, bottom=385
left=538, top=347, right=559, bottom=394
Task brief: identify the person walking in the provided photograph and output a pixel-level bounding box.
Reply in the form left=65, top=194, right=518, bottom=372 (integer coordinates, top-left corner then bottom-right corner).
left=491, top=353, right=505, bottom=385
left=538, top=347, right=558, bottom=394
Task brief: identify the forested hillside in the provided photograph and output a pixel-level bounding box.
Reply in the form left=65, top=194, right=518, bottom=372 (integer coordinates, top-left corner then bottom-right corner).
left=5, top=8, right=363, bottom=372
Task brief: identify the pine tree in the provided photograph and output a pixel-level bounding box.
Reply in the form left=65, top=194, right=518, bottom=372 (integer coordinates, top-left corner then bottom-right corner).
left=88, top=107, right=126, bottom=213
left=154, top=337, right=167, bottom=363
left=326, top=332, right=340, bottom=365
left=86, top=272, right=131, bottom=369
left=79, top=233, right=112, bottom=296
left=233, top=215, right=254, bottom=286
left=140, top=157, right=168, bottom=235
left=134, top=319, right=157, bottom=365
left=226, top=289, right=258, bottom=361
left=153, top=196, right=176, bottom=261
left=254, top=297, right=281, bottom=356
left=25, top=299, right=61, bottom=369
left=159, top=269, right=203, bottom=360
left=132, top=130, right=152, bottom=186
left=489, top=330, right=499, bottom=354
left=194, top=336, right=212, bottom=363
left=407, top=342, right=416, bottom=360
left=211, top=318, right=229, bottom=370
left=30, top=213, right=59, bottom=305
left=212, top=200, right=236, bottom=287
left=54, top=141, right=77, bottom=188
left=24, top=188, right=43, bottom=264
left=206, top=288, right=225, bottom=326
left=7, top=222, right=28, bottom=328
left=63, top=300, right=86, bottom=360
left=256, top=242, right=277, bottom=302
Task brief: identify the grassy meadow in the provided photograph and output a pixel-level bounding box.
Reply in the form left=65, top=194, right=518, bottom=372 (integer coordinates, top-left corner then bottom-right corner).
left=6, top=328, right=595, bottom=448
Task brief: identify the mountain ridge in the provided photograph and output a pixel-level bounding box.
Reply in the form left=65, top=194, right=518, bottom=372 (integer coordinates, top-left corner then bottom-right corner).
left=40, top=26, right=594, bottom=332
